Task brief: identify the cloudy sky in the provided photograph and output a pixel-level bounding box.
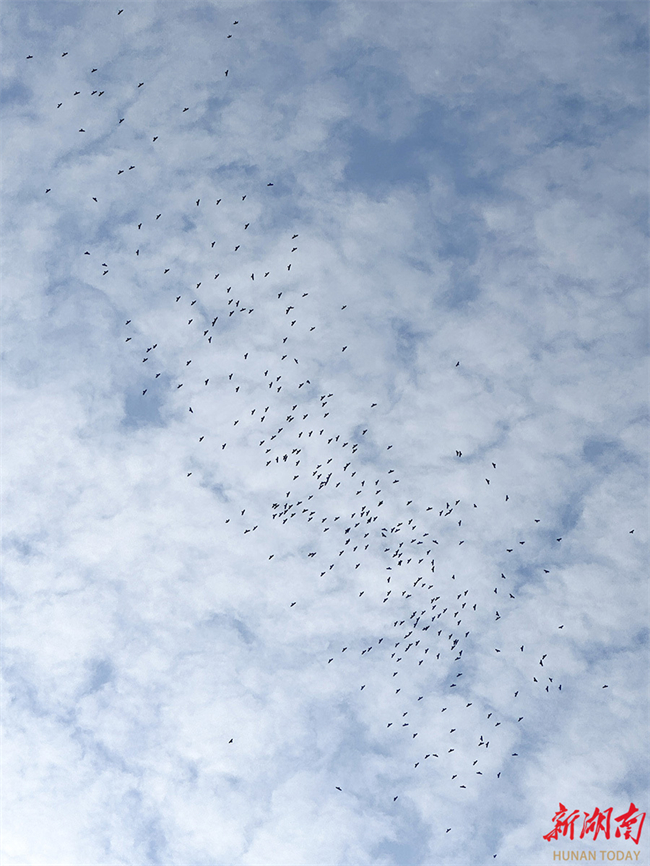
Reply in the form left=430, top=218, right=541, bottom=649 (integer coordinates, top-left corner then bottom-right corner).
left=2, top=2, right=648, bottom=865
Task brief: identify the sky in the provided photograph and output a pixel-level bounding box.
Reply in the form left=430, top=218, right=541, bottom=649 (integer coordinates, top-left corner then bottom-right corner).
left=1, top=2, right=648, bottom=865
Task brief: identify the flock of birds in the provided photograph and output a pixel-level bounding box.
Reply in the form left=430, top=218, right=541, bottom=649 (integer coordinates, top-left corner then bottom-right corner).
left=27, top=7, right=629, bottom=852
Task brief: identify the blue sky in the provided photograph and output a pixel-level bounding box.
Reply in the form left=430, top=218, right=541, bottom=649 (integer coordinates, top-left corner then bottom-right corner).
left=1, top=2, right=648, bottom=865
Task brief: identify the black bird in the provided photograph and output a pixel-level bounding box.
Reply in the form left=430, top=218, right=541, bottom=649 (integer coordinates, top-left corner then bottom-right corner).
left=45, top=189, right=51, bottom=193
left=138, top=82, right=144, bottom=87
left=62, top=52, right=68, bottom=57
left=153, top=136, right=158, bottom=142
left=196, top=199, right=200, bottom=206
left=91, top=68, right=97, bottom=72
left=26, top=55, right=33, bottom=59
left=225, top=70, right=228, bottom=76
left=267, top=183, right=273, bottom=186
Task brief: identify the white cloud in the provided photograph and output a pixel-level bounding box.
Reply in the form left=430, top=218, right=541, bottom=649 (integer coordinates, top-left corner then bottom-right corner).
left=2, top=3, right=647, bottom=865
